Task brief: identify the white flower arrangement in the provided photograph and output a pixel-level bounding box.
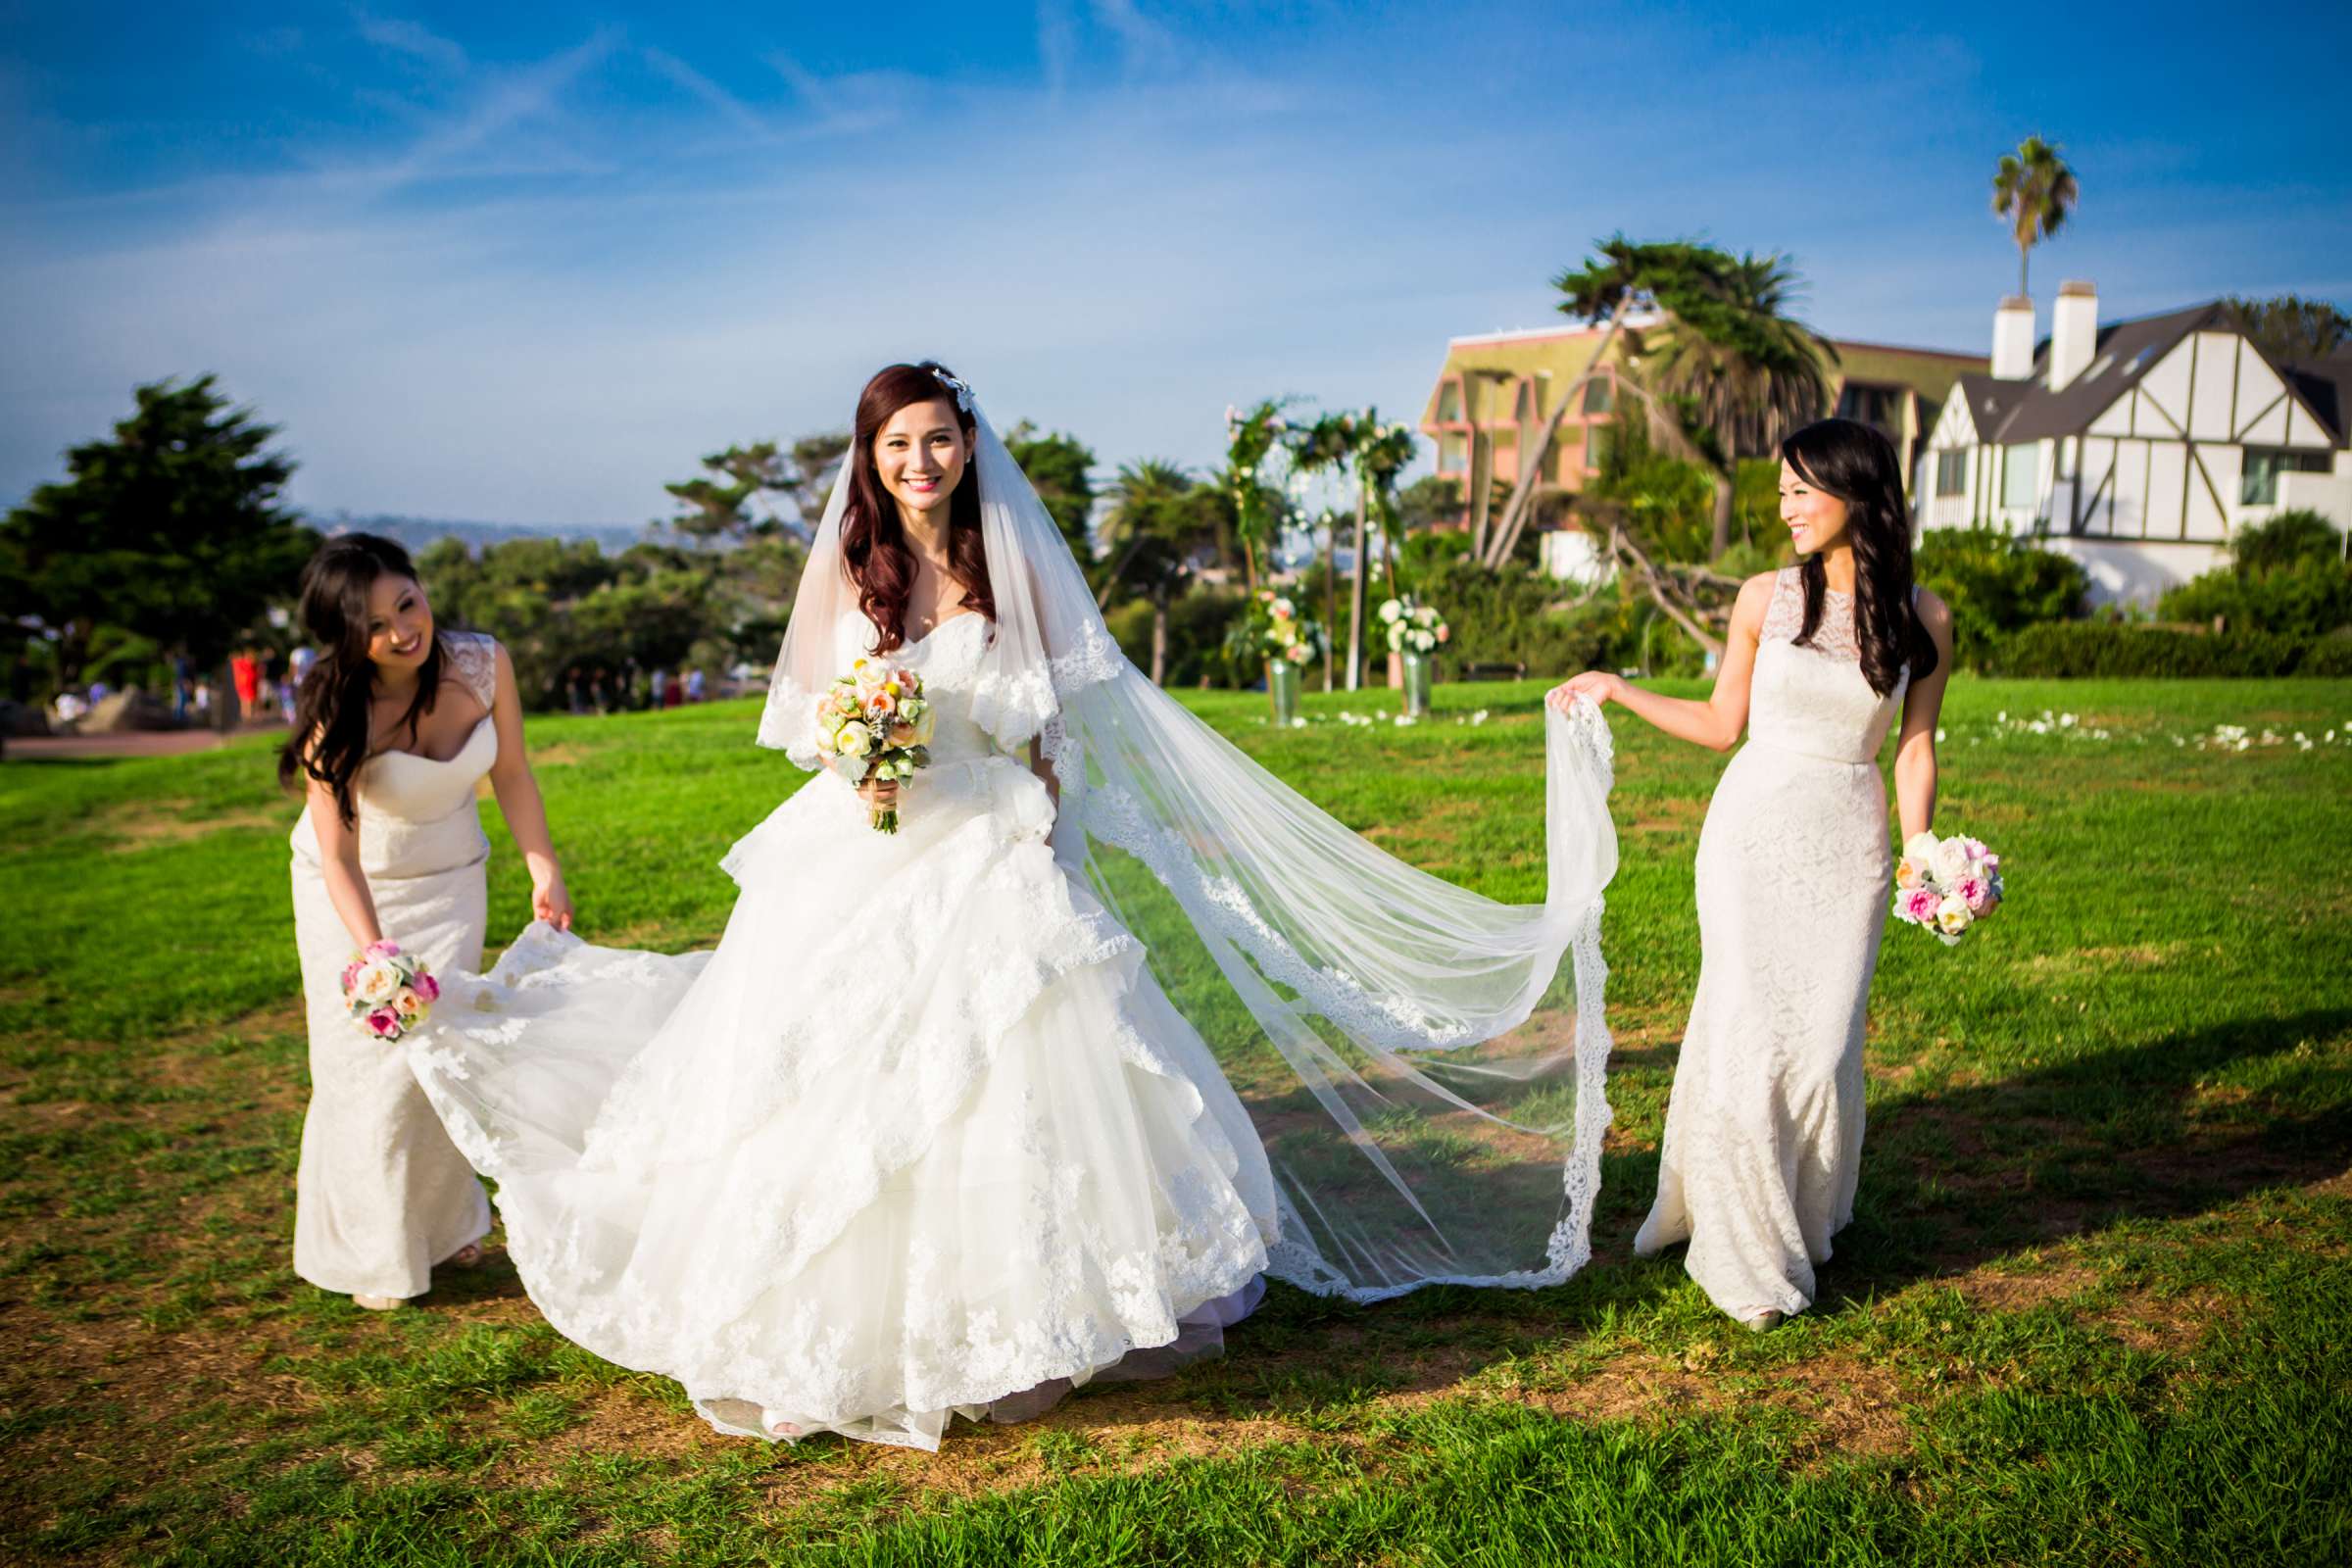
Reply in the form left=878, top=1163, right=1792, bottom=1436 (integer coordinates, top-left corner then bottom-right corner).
left=1378, top=594, right=1449, bottom=656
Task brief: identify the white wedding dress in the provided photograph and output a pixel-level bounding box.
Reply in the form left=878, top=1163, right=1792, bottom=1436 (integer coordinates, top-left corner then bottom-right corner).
left=411, top=610, right=1275, bottom=1449
left=288, top=630, right=498, bottom=1300
left=1635, top=570, right=1909, bottom=1320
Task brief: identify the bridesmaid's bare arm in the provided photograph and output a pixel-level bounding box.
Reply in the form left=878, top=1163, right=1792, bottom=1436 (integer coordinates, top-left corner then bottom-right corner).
left=304, top=758, right=385, bottom=951
left=1545, top=572, right=1776, bottom=753
left=483, top=644, right=573, bottom=929
left=1891, top=590, right=1955, bottom=842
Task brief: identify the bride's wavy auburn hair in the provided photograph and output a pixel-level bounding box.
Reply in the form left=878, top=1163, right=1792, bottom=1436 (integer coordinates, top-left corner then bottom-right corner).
left=1782, top=417, right=1938, bottom=698
left=840, top=361, right=995, bottom=653
left=276, top=533, right=445, bottom=828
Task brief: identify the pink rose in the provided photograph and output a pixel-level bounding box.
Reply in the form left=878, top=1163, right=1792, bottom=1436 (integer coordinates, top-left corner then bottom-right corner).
left=416, top=971, right=440, bottom=1003
left=365, top=939, right=402, bottom=958
left=1436, top=625, right=1450, bottom=644
left=341, top=960, right=363, bottom=994
left=366, top=1008, right=402, bottom=1039
left=1900, top=888, right=1942, bottom=926
left=1958, top=876, right=1996, bottom=914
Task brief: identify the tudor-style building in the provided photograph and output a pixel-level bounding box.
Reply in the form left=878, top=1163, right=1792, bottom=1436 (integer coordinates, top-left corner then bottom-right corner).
left=1922, top=282, right=2352, bottom=605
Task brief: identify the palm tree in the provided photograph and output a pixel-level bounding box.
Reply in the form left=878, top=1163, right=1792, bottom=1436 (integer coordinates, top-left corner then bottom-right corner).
left=1483, top=235, right=1728, bottom=570
left=1641, top=250, right=1837, bottom=559
left=1991, top=136, right=2080, bottom=300
left=1098, top=460, right=1208, bottom=685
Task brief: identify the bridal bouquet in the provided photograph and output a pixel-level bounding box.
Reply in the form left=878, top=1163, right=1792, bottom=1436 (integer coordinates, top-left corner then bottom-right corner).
left=814, top=658, right=934, bottom=833
left=1380, top=595, right=1449, bottom=656
left=341, top=940, right=439, bottom=1042
left=1893, top=832, right=2004, bottom=946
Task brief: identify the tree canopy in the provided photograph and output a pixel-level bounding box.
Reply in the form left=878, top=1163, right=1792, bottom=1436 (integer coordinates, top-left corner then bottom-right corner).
left=1, top=375, right=318, bottom=688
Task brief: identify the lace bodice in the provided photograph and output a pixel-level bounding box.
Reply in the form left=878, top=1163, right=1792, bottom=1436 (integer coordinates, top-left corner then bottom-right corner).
left=835, top=612, right=998, bottom=765
left=289, top=630, right=501, bottom=875
left=1747, top=570, right=1905, bottom=765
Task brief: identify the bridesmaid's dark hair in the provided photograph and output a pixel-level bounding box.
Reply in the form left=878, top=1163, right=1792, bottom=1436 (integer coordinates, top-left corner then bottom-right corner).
left=1780, top=417, right=1938, bottom=697
left=276, top=533, right=445, bottom=828
left=840, top=360, right=994, bottom=653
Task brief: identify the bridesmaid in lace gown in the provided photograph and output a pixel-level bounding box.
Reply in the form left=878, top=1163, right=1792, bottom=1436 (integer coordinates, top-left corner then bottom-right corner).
left=278, top=535, right=575, bottom=1310
left=1551, top=418, right=1953, bottom=1328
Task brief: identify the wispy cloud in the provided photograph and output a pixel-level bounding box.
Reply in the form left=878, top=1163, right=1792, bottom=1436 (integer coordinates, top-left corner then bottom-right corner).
left=640, top=47, right=775, bottom=141
left=763, top=52, right=919, bottom=138
left=1089, top=0, right=1180, bottom=76
left=1038, top=0, right=1077, bottom=99
left=353, top=10, right=469, bottom=75
left=6, top=5, right=2349, bottom=526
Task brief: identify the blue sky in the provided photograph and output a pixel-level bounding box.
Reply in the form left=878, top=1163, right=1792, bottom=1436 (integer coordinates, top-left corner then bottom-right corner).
left=4, top=1, right=2347, bottom=525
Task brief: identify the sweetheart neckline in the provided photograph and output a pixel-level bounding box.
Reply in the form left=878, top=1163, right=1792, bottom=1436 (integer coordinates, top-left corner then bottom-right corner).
left=368, top=713, right=494, bottom=767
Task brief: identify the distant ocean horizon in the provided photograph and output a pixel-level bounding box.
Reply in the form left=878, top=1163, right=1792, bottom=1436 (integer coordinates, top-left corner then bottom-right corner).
left=314, top=514, right=659, bottom=556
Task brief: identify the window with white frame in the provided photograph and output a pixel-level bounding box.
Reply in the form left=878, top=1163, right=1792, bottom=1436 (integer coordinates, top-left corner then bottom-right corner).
left=1935, top=450, right=1967, bottom=497
left=2001, top=444, right=2039, bottom=511
left=2239, top=447, right=2330, bottom=505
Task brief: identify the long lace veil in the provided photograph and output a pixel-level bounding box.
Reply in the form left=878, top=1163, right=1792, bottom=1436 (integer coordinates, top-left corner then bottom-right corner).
left=760, top=393, right=1620, bottom=1301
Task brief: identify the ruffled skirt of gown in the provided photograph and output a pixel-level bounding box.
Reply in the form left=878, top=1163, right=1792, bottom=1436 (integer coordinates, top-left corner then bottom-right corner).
left=408, top=753, right=1276, bottom=1449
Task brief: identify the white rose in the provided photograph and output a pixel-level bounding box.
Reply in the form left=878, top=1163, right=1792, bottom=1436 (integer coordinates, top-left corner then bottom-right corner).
left=1379, top=599, right=1403, bottom=623
left=1931, top=838, right=1972, bottom=886
left=1902, top=831, right=1939, bottom=867
left=1935, top=896, right=1972, bottom=937
left=834, top=720, right=873, bottom=759
left=356, top=961, right=399, bottom=1004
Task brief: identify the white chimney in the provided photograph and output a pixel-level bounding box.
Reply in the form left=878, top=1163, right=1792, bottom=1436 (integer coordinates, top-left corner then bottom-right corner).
left=1992, top=296, right=2035, bottom=381
left=2049, top=279, right=2097, bottom=391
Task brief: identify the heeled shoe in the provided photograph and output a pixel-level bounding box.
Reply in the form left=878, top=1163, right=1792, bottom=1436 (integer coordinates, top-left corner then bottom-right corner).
left=353, top=1293, right=402, bottom=1311
left=1743, top=1309, right=1785, bottom=1333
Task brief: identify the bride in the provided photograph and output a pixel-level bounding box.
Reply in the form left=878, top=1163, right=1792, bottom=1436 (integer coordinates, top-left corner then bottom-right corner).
left=407, top=362, right=1620, bottom=1450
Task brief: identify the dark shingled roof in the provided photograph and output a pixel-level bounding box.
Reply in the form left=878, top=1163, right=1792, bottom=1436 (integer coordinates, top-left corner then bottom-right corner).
left=1978, top=301, right=2237, bottom=443
left=1960, top=300, right=2351, bottom=450
left=1951, top=372, right=2028, bottom=440
left=2280, top=348, right=2352, bottom=447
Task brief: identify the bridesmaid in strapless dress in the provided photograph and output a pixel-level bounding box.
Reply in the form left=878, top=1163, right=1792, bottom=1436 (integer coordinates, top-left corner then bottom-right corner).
left=1552, top=418, right=1954, bottom=1330
left=278, top=534, right=575, bottom=1311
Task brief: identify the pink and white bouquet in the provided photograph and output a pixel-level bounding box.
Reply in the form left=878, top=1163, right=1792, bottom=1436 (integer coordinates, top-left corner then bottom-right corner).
left=1893, top=832, right=2004, bottom=946
left=1254, top=590, right=1317, bottom=667
left=814, top=657, right=934, bottom=833
left=340, top=940, right=439, bottom=1042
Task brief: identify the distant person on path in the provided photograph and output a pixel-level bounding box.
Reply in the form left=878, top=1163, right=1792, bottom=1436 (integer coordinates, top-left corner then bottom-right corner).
left=278, top=533, right=576, bottom=1314
left=172, top=655, right=195, bottom=722
left=284, top=645, right=317, bottom=723
left=650, top=668, right=670, bottom=709
left=231, top=648, right=262, bottom=720
left=685, top=667, right=707, bottom=704
left=662, top=673, right=684, bottom=709
left=1550, top=418, right=1954, bottom=1331
left=565, top=671, right=584, bottom=714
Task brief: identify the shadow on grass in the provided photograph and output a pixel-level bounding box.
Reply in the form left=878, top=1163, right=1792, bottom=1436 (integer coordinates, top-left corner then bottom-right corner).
left=1811, top=1004, right=2352, bottom=1308
left=1038, top=1006, right=2352, bottom=1421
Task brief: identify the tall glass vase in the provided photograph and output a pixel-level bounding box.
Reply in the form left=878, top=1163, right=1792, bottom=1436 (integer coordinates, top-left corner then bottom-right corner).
left=1401, top=651, right=1433, bottom=718
left=1268, top=658, right=1301, bottom=726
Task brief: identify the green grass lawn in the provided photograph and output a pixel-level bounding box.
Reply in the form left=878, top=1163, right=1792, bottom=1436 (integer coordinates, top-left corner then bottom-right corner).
left=2, top=675, right=2349, bottom=1565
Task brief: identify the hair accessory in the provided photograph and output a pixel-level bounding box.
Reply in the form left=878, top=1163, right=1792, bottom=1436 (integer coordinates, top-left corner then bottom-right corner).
left=929, top=368, right=975, bottom=414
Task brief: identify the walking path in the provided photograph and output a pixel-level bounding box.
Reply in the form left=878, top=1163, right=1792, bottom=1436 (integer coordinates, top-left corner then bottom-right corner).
left=4, top=722, right=283, bottom=762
